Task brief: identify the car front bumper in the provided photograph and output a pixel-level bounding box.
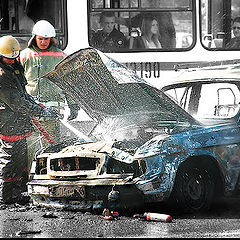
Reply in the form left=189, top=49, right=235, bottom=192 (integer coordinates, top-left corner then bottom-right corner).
left=28, top=178, right=145, bottom=211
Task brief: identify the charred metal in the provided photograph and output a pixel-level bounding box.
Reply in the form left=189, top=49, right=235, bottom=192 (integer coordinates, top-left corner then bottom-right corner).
left=28, top=48, right=240, bottom=213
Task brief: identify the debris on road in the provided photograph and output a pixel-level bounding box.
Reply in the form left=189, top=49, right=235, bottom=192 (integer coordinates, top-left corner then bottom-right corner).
left=133, top=212, right=173, bottom=223
left=102, top=208, right=119, bottom=220
left=16, top=230, right=41, bottom=236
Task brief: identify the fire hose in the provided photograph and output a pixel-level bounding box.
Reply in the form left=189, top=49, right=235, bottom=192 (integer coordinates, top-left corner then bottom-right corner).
left=31, top=116, right=56, bottom=145
left=59, top=119, right=92, bottom=142
left=32, top=116, right=92, bottom=145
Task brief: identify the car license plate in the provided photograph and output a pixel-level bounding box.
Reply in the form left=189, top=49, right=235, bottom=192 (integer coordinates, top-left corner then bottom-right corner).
left=49, top=186, right=85, bottom=198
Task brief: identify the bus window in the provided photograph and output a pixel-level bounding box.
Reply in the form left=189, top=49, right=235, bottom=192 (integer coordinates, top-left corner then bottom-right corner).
left=200, top=0, right=240, bottom=50
left=0, top=0, right=67, bottom=50
left=88, top=0, right=195, bottom=53
left=140, top=0, right=191, bottom=8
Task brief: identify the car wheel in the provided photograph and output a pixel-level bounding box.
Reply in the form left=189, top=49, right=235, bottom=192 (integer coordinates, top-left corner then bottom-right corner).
left=171, top=163, right=214, bottom=213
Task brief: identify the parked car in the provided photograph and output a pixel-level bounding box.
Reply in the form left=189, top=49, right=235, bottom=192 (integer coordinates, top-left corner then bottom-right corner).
left=28, top=48, right=240, bottom=213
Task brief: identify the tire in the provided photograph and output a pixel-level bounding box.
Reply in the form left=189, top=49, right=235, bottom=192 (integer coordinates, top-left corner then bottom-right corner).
left=170, top=162, right=215, bottom=213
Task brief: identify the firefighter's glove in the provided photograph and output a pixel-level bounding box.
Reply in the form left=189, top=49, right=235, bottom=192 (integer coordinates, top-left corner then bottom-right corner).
left=41, top=106, right=63, bottom=119
left=68, top=104, right=79, bottom=121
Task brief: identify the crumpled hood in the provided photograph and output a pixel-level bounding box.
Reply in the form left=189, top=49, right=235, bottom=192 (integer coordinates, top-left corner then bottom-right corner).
left=45, top=48, right=201, bottom=127
left=49, top=140, right=136, bottom=163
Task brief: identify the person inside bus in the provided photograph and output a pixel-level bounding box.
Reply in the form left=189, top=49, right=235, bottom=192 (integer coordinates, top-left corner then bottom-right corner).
left=91, top=11, right=127, bottom=52
left=129, top=16, right=162, bottom=49
left=128, top=12, right=176, bottom=49
left=226, top=17, right=240, bottom=49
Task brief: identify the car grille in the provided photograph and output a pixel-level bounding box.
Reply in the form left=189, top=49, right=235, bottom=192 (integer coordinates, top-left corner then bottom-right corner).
left=50, top=157, right=99, bottom=171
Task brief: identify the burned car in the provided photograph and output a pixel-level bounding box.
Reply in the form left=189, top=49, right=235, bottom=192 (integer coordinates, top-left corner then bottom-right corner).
left=28, top=48, right=240, bottom=213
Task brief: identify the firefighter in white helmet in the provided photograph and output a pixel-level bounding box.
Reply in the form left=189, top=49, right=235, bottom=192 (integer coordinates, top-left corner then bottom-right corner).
left=31, top=19, right=56, bottom=39
left=20, top=20, right=66, bottom=111
left=0, top=35, right=59, bottom=204
left=19, top=20, right=79, bottom=164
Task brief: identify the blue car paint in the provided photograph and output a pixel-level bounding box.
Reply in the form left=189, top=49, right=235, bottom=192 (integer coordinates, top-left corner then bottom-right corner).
left=135, top=118, right=240, bottom=200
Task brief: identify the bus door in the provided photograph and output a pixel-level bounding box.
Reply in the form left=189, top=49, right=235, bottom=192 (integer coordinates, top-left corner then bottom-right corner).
left=201, top=0, right=240, bottom=50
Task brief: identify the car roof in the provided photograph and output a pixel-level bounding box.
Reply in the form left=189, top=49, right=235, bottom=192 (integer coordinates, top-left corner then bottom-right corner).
left=161, top=64, right=240, bottom=90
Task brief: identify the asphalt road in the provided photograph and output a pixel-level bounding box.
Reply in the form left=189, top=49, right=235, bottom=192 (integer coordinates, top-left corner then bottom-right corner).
left=1, top=197, right=240, bottom=238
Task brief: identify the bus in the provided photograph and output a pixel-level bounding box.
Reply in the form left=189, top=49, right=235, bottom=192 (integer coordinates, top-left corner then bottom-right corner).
left=1, top=0, right=240, bottom=89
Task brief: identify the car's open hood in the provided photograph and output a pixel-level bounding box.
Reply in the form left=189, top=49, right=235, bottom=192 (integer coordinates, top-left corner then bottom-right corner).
left=45, top=48, right=201, bottom=127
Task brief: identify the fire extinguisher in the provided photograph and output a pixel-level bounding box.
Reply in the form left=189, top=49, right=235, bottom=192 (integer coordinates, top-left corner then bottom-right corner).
left=133, top=212, right=172, bottom=223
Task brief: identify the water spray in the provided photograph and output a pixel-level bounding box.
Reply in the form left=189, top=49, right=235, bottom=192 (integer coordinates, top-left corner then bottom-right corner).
left=59, top=119, right=92, bottom=142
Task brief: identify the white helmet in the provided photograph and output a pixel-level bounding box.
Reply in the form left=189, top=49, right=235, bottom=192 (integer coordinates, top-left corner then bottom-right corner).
left=32, top=20, right=56, bottom=37
left=28, top=20, right=56, bottom=47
